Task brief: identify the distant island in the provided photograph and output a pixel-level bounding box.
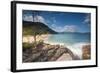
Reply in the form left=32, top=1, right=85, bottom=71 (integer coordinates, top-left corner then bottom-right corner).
left=58, top=31, right=90, bottom=34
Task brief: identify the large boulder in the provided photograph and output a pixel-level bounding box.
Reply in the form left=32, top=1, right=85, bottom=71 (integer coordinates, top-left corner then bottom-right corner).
left=57, top=53, right=72, bottom=61
left=82, top=45, right=91, bottom=59
left=23, top=43, right=74, bottom=62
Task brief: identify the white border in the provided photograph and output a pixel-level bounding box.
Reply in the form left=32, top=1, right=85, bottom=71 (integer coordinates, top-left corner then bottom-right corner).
left=16, top=4, right=96, bottom=70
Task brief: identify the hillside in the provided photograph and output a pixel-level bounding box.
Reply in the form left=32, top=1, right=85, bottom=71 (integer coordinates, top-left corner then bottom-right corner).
left=23, top=21, right=57, bottom=35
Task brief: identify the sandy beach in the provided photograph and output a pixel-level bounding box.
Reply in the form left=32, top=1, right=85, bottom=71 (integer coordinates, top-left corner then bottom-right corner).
left=23, top=34, right=50, bottom=43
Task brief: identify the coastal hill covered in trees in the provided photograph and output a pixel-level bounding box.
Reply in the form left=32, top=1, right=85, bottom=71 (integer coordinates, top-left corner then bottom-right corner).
left=23, top=21, right=57, bottom=35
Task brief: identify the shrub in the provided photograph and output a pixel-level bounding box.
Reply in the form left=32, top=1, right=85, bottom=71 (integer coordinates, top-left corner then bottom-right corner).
left=38, top=40, right=44, bottom=45
left=23, top=43, right=33, bottom=49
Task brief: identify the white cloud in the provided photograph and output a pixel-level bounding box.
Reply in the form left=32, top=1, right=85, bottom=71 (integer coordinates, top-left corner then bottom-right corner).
left=51, top=24, right=56, bottom=27
left=51, top=24, right=63, bottom=32
left=83, top=14, right=91, bottom=25
left=23, top=15, right=47, bottom=25
left=51, top=24, right=77, bottom=32
left=23, top=15, right=33, bottom=22
left=63, top=25, right=77, bottom=32
left=52, top=17, right=57, bottom=23
left=33, top=15, right=47, bottom=24
left=84, top=17, right=89, bottom=23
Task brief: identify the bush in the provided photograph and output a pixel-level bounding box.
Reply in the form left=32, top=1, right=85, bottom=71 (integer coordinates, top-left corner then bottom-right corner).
left=38, top=40, right=44, bottom=45
left=23, top=43, right=33, bottom=49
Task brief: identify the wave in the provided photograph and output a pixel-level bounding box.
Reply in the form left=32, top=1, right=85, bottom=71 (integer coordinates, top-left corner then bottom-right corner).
left=64, top=42, right=90, bottom=59
left=44, top=40, right=65, bottom=45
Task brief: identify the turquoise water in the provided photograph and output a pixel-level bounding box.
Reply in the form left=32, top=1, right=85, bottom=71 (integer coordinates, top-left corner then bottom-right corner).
left=46, top=33, right=90, bottom=45
left=44, top=33, right=90, bottom=59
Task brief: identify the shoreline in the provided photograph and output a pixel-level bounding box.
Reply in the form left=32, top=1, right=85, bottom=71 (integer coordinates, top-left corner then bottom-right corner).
left=23, top=34, right=91, bottom=62
left=23, top=34, right=50, bottom=43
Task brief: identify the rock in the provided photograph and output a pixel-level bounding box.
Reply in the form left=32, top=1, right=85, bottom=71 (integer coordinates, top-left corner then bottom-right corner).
left=54, top=45, right=60, bottom=49
left=82, top=45, right=91, bottom=59
left=23, top=48, right=33, bottom=61
left=23, top=51, right=42, bottom=62
left=57, top=53, right=72, bottom=61
left=23, top=43, right=74, bottom=62
left=49, top=47, right=67, bottom=61
left=42, top=44, right=54, bottom=50
left=36, top=50, right=48, bottom=62
left=46, top=48, right=58, bottom=61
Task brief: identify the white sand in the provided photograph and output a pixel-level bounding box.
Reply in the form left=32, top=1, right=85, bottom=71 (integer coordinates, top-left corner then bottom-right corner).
left=23, top=34, right=50, bottom=43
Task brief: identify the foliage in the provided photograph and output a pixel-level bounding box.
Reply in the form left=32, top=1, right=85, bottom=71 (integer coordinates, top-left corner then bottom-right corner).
left=23, top=40, right=44, bottom=49
left=23, top=43, right=33, bottom=49
left=37, top=40, right=44, bottom=45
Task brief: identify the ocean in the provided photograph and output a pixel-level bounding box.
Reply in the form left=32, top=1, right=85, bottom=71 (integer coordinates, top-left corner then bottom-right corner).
left=44, top=33, right=91, bottom=59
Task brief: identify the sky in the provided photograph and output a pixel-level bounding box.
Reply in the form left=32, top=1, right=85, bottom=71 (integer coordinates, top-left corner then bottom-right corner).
left=23, top=10, right=91, bottom=33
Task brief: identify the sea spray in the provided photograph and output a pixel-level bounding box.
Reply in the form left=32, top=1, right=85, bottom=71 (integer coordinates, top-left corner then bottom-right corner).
left=64, top=43, right=90, bottom=59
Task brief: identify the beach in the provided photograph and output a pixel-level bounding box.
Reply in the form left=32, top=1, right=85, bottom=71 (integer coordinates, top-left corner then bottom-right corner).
left=23, top=34, right=50, bottom=43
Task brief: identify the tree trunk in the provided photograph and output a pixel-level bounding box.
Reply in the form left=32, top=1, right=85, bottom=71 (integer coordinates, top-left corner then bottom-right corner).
left=34, top=35, right=36, bottom=43
left=27, top=35, right=30, bottom=43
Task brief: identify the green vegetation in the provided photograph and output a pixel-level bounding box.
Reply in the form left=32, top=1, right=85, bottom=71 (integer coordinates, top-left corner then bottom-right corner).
left=23, top=40, right=44, bottom=50
left=23, top=43, right=33, bottom=49
left=23, top=21, right=58, bottom=53
left=23, top=21, right=57, bottom=43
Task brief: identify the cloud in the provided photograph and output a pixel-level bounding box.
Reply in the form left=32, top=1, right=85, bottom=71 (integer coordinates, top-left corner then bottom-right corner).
left=23, top=15, right=33, bottom=22
left=51, top=24, right=56, bottom=27
left=52, top=17, right=57, bottom=23
left=33, top=15, right=47, bottom=24
left=63, top=25, right=77, bottom=32
left=51, top=24, right=77, bottom=32
left=23, top=15, right=47, bottom=25
left=51, top=24, right=62, bottom=32
left=83, top=14, right=91, bottom=25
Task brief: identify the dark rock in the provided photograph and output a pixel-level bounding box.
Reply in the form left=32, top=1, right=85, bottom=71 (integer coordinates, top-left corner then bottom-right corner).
left=23, top=51, right=42, bottom=62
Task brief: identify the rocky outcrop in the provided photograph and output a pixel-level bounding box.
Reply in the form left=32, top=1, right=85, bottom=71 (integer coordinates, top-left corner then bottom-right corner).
left=23, top=43, right=78, bottom=62
left=82, top=45, right=91, bottom=59
left=57, top=53, right=72, bottom=61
